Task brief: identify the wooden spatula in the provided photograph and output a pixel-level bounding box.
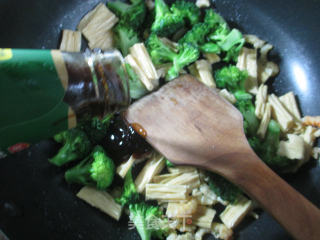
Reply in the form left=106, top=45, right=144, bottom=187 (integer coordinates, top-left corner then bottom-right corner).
left=125, top=75, right=320, bottom=240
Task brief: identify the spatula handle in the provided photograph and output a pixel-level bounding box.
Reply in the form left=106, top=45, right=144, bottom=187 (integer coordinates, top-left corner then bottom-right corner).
left=206, top=151, right=320, bottom=240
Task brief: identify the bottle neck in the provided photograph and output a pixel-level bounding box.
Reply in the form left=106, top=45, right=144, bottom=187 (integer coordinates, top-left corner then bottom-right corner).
left=62, top=50, right=130, bottom=121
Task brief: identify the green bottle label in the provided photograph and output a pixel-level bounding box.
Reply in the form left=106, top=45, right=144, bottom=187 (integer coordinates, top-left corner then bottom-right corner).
left=0, top=49, right=72, bottom=153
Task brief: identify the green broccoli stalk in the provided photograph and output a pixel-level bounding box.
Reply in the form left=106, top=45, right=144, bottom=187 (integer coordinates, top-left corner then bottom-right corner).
left=235, top=93, right=259, bottom=137
left=215, top=66, right=259, bottom=136
left=151, top=0, right=185, bottom=37
left=107, top=0, right=146, bottom=31
left=114, top=24, right=140, bottom=56
left=125, top=63, right=148, bottom=99
left=49, top=129, right=91, bottom=167
left=129, top=203, right=169, bottom=240
left=208, top=172, right=242, bottom=204
left=170, top=0, right=200, bottom=26
left=116, top=169, right=140, bottom=206
left=209, top=28, right=245, bottom=62
left=250, top=120, right=298, bottom=172
left=199, top=42, right=221, bottom=54
left=65, top=145, right=115, bottom=190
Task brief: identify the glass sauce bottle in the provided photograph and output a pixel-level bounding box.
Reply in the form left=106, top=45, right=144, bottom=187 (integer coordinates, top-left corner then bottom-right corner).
left=0, top=48, right=130, bottom=155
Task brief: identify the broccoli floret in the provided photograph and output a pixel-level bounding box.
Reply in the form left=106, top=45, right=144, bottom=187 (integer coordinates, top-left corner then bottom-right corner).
left=129, top=203, right=169, bottom=240
left=178, top=22, right=211, bottom=47
left=202, top=9, right=244, bottom=62
left=49, top=129, right=91, bottom=167
left=208, top=172, right=242, bottom=204
left=146, top=33, right=177, bottom=65
left=146, top=34, right=199, bottom=80
left=170, top=0, right=200, bottom=26
left=151, top=0, right=185, bottom=37
left=114, top=24, right=140, bottom=56
left=108, top=0, right=146, bottom=31
left=215, top=65, right=247, bottom=93
left=116, top=169, right=140, bottom=206
left=167, top=43, right=199, bottom=80
left=165, top=158, right=175, bottom=168
left=64, top=145, right=115, bottom=190
left=78, top=115, right=112, bottom=145
left=125, top=63, right=148, bottom=99
left=178, top=9, right=226, bottom=48
left=203, top=9, right=226, bottom=30
left=210, top=29, right=245, bottom=62
left=250, top=120, right=298, bottom=172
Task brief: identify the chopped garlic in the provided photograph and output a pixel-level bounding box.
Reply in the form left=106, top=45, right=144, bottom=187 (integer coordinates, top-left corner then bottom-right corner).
left=268, top=94, right=295, bottom=132
left=196, top=0, right=210, bottom=8
left=59, top=30, right=81, bottom=52
left=219, top=89, right=236, bottom=104
left=220, top=195, right=252, bottom=229
left=192, top=206, right=216, bottom=229
left=255, top=84, right=268, bottom=119
left=135, top=153, right=165, bottom=193
left=77, top=3, right=118, bottom=50
left=211, top=222, right=233, bottom=240
left=257, top=103, right=271, bottom=139
left=145, top=184, right=189, bottom=201
left=279, top=92, right=302, bottom=120
left=244, top=34, right=266, bottom=49
left=166, top=199, right=198, bottom=218
left=278, top=134, right=305, bottom=160
left=236, top=47, right=258, bottom=94
left=77, top=186, right=122, bottom=221
left=203, top=53, right=221, bottom=64
left=130, top=43, right=159, bottom=90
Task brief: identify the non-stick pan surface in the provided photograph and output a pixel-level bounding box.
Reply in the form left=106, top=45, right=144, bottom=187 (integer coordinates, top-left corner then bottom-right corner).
left=0, top=0, right=320, bottom=239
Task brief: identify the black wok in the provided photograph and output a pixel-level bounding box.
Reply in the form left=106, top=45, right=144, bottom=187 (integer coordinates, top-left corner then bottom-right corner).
left=0, top=0, right=320, bottom=239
